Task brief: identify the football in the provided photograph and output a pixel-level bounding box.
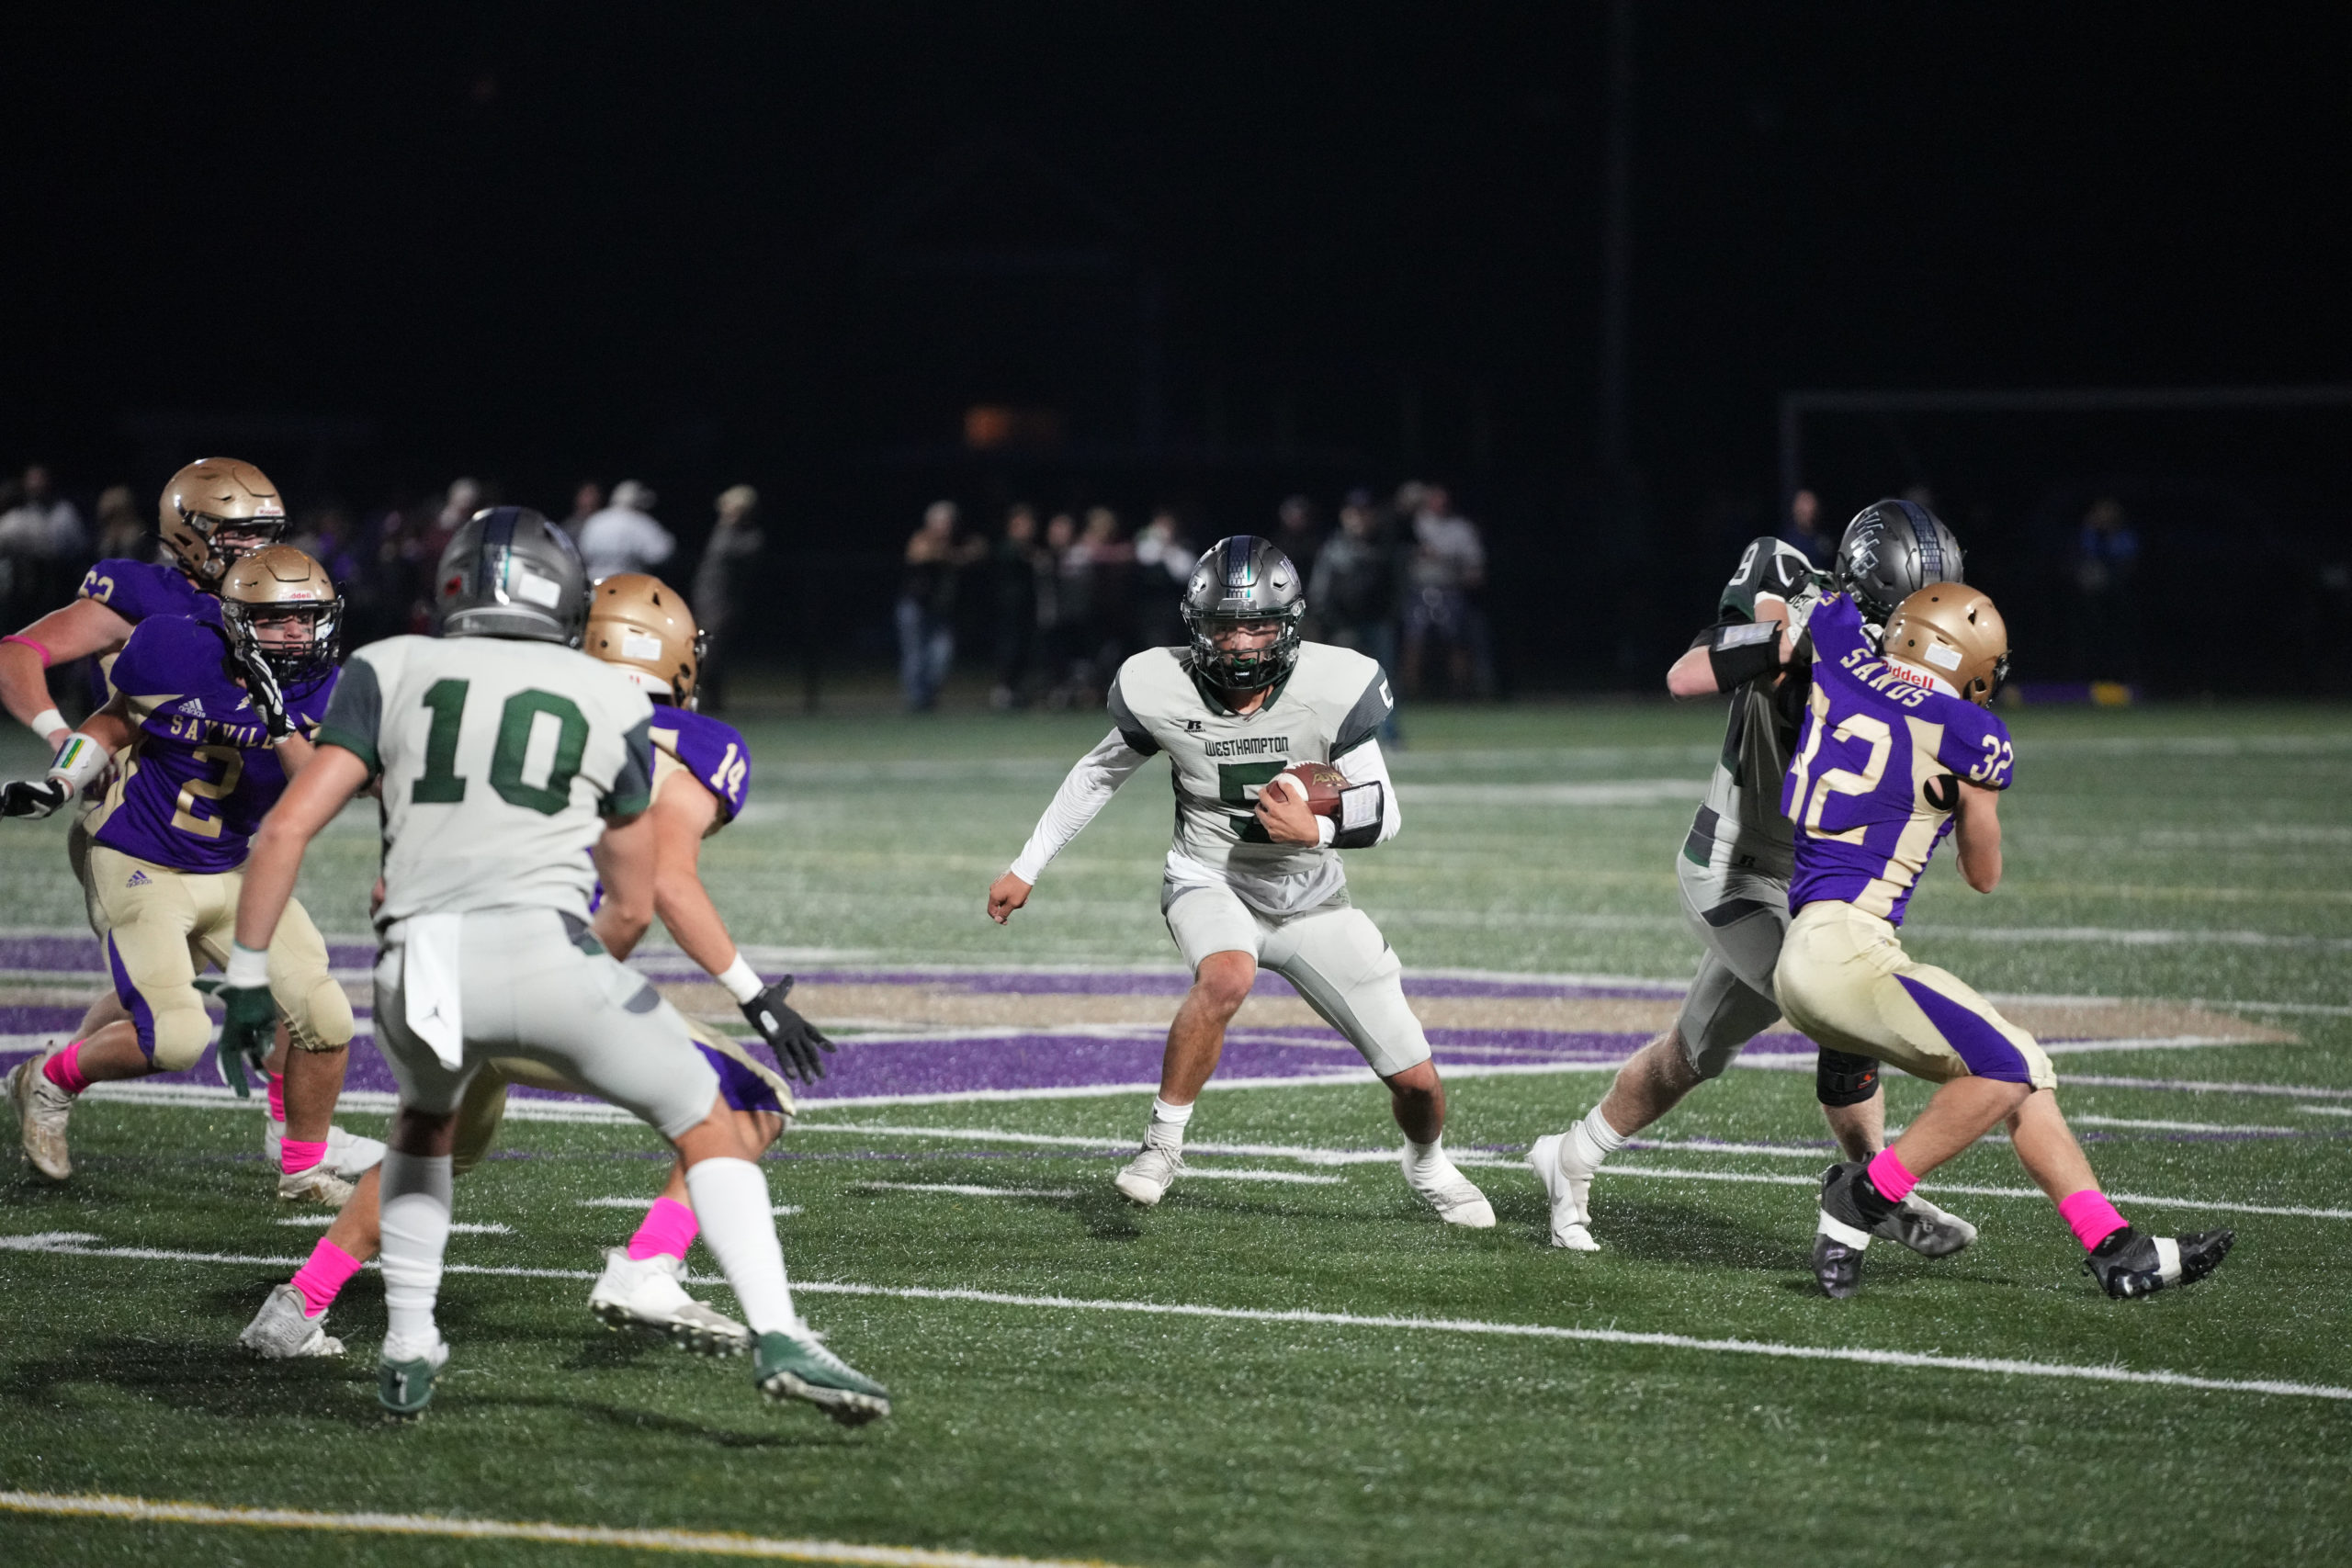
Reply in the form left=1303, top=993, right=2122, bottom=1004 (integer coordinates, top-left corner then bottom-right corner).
left=1271, top=760, right=1348, bottom=817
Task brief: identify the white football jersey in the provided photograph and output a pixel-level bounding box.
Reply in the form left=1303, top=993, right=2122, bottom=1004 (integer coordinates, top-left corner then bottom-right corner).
left=318, top=634, right=655, bottom=931
left=1108, top=641, right=1391, bottom=914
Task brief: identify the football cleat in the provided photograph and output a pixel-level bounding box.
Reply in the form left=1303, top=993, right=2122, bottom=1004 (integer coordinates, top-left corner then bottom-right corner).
left=1873, top=1191, right=1978, bottom=1258
left=9, top=1053, right=74, bottom=1181
left=264, top=1120, right=388, bottom=1179
left=588, top=1247, right=752, bottom=1356
left=1403, top=1149, right=1497, bottom=1229
left=2084, top=1225, right=2235, bottom=1300
left=240, top=1283, right=345, bottom=1359
left=755, top=1329, right=890, bottom=1426
left=277, top=1164, right=357, bottom=1207
left=378, top=1332, right=449, bottom=1421
left=1526, top=1132, right=1600, bottom=1251
left=1114, top=1141, right=1185, bottom=1206
left=1812, top=1160, right=1884, bottom=1299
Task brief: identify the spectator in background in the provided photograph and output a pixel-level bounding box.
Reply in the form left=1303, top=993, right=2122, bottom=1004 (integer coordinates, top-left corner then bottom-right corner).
left=1403, top=484, right=1494, bottom=700
left=579, top=479, right=675, bottom=581
left=692, top=484, right=763, bottom=713
left=1040, top=511, right=1086, bottom=706
left=287, top=506, right=363, bottom=585
left=91, top=485, right=147, bottom=562
left=1781, top=487, right=1832, bottom=568
left=1079, top=506, right=1136, bottom=691
left=1133, top=507, right=1194, bottom=647
left=897, top=500, right=983, bottom=711
left=1274, top=493, right=1322, bottom=588
left=425, top=477, right=482, bottom=564
left=2073, top=495, right=2142, bottom=683
left=1312, top=490, right=1404, bottom=741
left=560, top=480, right=603, bottom=540
left=990, top=504, right=1044, bottom=709
left=0, top=464, right=88, bottom=623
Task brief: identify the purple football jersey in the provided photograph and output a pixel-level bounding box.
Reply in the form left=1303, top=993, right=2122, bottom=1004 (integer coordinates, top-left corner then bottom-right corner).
left=651, top=706, right=752, bottom=825
left=89, top=615, right=340, bottom=874
left=1783, top=593, right=2014, bottom=925
left=78, top=558, right=219, bottom=627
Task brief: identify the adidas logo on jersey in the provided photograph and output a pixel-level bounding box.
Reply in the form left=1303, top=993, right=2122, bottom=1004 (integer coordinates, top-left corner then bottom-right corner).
left=126, top=870, right=151, bottom=886
left=181, top=697, right=206, bottom=718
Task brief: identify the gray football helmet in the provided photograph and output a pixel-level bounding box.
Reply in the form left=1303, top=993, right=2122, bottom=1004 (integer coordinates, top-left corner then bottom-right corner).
left=1834, top=499, right=1963, bottom=622
left=1182, top=535, right=1306, bottom=692
left=435, top=505, right=588, bottom=644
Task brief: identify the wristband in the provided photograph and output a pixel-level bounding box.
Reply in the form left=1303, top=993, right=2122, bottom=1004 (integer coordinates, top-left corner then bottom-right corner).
left=1705, top=620, right=1784, bottom=688
left=1333, top=781, right=1385, bottom=849
left=6, top=635, right=56, bottom=668
left=48, top=732, right=107, bottom=792
left=715, top=952, right=765, bottom=1005
left=28, top=706, right=65, bottom=742
left=224, top=942, right=270, bottom=990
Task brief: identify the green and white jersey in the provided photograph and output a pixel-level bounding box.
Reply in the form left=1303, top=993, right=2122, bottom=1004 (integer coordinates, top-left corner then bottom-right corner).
left=1684, top=536, right=1830, bottom=883
left=1108, top=641, right=1391, bottom=914
left=318, top=634, right=656, bottom=931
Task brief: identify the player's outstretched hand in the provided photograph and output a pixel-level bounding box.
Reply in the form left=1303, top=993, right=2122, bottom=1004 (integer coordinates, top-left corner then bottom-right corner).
left=0, top=778, right=71, bottom=819
left=232, top=641, right=296, bottom=741
left=215, top=983, right=277, bottom=1098
left=1253, top=778, right=1322, bottom=845
left=988, top=872, right=1033, bottom=924
left=741, top=976, right=836, bottom=1081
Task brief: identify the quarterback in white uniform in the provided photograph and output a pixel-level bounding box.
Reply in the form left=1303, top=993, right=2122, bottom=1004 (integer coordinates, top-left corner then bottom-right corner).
left=219, top=506, right=887, bottom=1424
left=989, top=536, right=1494, bottom=1227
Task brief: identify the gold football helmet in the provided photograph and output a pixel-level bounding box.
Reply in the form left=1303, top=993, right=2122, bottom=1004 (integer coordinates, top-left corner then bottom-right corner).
left=220, top=546, right=343, bottom=684
left=1883, top=584, right=2008, bottom=706
left=159, top=457, right=288, bottom=585
left=584, top=573, right=704, bottom=705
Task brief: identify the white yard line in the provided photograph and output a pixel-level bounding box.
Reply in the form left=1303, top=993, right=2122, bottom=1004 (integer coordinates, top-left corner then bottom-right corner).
left=2068, top=1114, right=2305, bottom=1134
left=2060, top=1073, right=2352, bottom=1101
left=576, top=1198, right=801, bottom=1215
left=273, top=1216, right=512, bottom=1235
left=854, top=1182, right=1080, bottom=1199
left=0, top=1232, right=2340, bottom=1404
left=0, top=1491, right=1105, bottom=1567
left=2296, top=1105, right=2352, bottom=1118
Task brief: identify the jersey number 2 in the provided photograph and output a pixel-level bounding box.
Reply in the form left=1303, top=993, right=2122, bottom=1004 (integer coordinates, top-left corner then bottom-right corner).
left=412, top=678, right=591, bottom=817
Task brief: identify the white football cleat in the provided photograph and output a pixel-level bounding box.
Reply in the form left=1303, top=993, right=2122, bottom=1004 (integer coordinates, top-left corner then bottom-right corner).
left=277, top=1163, right=357, bottom=1207
left=588, top=1247, right=753, bottom=1356
left=1403, top=1149, right=1496, bottom=1228
left=1114, top=1142, right=1185, bottom=1206
left=9, top=1053, right=74, bottom=1181
left=1527, top=1132, right=1600, bottom=1251
left=264, top=1121, right=387, bottom=1178
left=240, top=1282, right=345, bottom=1359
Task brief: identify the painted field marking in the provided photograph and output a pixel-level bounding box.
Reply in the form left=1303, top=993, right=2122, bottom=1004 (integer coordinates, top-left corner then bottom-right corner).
left=2297, top=1106, right=2352, bottom=1118
left=577, top=1198, right=802, bottom=1216
left=2061, top=1073, right=2352, bottom=1101
left=2041, top=1035, right=2307, bottom=1056
left=2, top=1232, right=2343, bottom=1404
left=273, top=1216, right=513, bottom=1235
left=0, top=1490, right=1116, bottom=1567
left=854, top=1182, right=1081, bottom=1199
left=1397, top=778, right=1703, bottom=807
left=2069, top=1114, right=2307, bottom=1134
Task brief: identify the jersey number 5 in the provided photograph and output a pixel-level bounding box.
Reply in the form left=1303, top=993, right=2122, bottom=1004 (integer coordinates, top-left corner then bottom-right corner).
left=412, top=678, right=591, bottom=816
left=1218, top=761, right=1285, bottom=843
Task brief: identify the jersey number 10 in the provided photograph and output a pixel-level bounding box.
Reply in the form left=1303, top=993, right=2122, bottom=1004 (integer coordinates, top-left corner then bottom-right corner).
left=411, top=678, right=591, bottom=817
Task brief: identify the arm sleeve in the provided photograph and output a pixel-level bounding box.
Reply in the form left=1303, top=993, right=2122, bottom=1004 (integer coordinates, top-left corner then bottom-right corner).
left=1007, top=728, right=1151, bottom=883
left=1328, top=738, right=1401, bottom=848
left=314, top=650, right=385, bottom=776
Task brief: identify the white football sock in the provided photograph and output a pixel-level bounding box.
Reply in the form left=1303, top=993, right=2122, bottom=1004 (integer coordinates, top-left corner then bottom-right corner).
left=379, top=1151, right=454, bottom=1348
left=1568, top=1104, right=1629, bottom=1170
left=1147, top=1096, right=1193, bottom=1147
left=684, top=1156, right=797, bottom=1337
left=1404, top=1135, right=1454, bottom=1182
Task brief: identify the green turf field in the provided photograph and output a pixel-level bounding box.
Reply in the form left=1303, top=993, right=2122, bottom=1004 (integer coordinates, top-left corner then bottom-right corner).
left=3, top=698, right=2349, bottom=1566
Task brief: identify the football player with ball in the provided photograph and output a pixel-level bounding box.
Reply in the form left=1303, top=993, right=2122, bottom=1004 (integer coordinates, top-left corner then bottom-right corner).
left=989, top=536, right=1495, bottom=1227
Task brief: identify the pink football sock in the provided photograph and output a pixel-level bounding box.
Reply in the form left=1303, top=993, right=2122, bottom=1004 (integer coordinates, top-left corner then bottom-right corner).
left=280, top=1138, right=329, bottom=1177
left=290, top=1238, right=364, bottom=1316
left=626, top=1196, right=699, bottom=1262
left=1865, top=1147, right=1918, bottom=1204
left=2058, top=1188, right=2130, bottom=1251
left=266, top=1072, right=287, bottom=1123
left=42, top=1040, right=92, bottom=1097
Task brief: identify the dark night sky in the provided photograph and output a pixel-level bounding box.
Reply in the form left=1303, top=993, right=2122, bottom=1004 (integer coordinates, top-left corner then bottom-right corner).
left=5, top=5, right=2348, bottom=681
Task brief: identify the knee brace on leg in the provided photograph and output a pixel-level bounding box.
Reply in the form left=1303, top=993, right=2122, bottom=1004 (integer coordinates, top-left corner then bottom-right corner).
left=1815, top=1047, right=1880, bottom=1108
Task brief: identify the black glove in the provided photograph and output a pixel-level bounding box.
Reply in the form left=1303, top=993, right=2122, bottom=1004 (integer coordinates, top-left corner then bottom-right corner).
left=215, top=983, right=277, bottom=1099
left=232, top=640, right=295, bottom=741
left=740, top=976, right=835, bottom=1081
left=0, top=778, right=71, bottom=819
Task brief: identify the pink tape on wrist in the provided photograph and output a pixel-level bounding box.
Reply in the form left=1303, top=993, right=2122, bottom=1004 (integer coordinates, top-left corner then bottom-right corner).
left=280, top=1137, right=329, bottom=1177
left=291, top=1238, right=364, bottom=1316
left=626, top=1196, right=700, bottom=1261
left=2058, top=1188, right=2130, bottom=1252
left=3, top=634, right=54, bottom=668
left=266, top=1071, right=287, bottom=1123
left=1865, top=1147, right=1918, bottom=1204
left=42, top=1039, right=92, bottom=1096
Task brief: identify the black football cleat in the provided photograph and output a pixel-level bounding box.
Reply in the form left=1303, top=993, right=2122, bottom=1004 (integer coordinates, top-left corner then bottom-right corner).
left=1812, top=1161, right=1882, bottom=1299
left=2084, top=1225, right=2235, bottom=1300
